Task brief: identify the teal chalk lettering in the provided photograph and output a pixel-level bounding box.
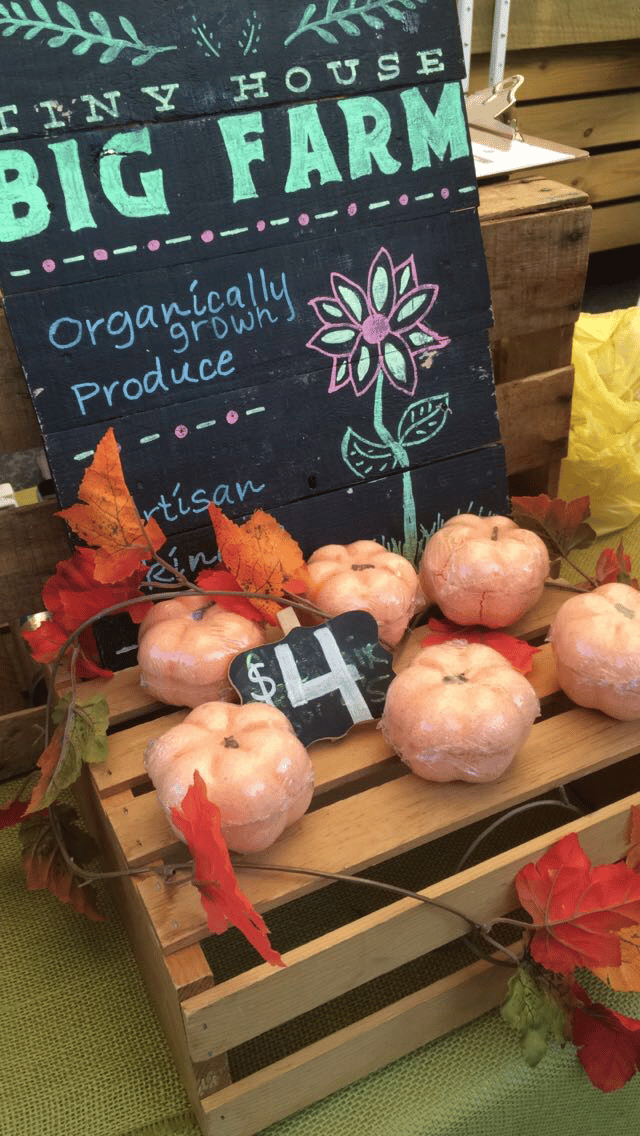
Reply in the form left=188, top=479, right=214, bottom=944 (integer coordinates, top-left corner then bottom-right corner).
left=377, top=53, right=400, bottom=82
left=285, top=67, right=311, bottom=94
left=49, top=139, right=97, bottom=232
left=106, top=310, right=134, bottom=349
left=218, top=111, right=265, bottom=202
left=0, top=106, right=18, bottom=137
left=285, top=104, right=342, bottom=194
left=143, top=358, right=167, bottom=394
left=401, top=84, right=469, bottom=168
left=123, top=377, right=143, bottom=401
left=38, top=101, right=66, bottom=131
left=269, top=273, right=296, bottom=322
left=218, top=349, right=234, bottom=376
left=416, top=48, right=444, bottom=77
left=49, top=317, right=82, bottom=349
left=230, top=72, right=269, bottom=102
left=99, top=127, right=169, bottom=218
left=326, top=59, right=360, bottom=86
left=0, top=150, right=49, bottom=242
left=338, top=96, right=401, bottom=180
left=80, top=90, right=122, bottom=125
left=140, top=84, right=180, bottom=113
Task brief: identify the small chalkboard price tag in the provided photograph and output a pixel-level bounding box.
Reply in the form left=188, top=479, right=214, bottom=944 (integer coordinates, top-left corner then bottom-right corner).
left=229, top=611, right=394, bottom=747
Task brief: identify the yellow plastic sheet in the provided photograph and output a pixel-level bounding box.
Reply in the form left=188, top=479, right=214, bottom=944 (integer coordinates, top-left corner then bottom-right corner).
left=558, top=308, right=640, bottom=535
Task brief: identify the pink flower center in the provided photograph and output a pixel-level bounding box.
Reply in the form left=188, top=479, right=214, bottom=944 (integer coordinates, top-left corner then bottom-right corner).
left=362, top=313, right=390, bottom=344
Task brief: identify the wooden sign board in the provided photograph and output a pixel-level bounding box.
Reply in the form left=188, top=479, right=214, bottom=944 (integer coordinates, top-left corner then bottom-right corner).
left=229, top=611, right=395, bottom=747
left=0, top=0, right=509, bottom=664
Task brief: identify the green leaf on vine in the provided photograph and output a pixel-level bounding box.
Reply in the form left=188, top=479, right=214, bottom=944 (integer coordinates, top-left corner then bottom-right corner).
left=501, top=965, right=570, bottom=1067
left=26, top=695, right=109, bottom=814
left=19, top=804, right=104, bottom=921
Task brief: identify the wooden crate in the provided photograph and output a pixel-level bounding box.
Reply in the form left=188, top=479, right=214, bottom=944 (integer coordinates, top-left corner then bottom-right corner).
left=73, top=585, right=640, bottom=1136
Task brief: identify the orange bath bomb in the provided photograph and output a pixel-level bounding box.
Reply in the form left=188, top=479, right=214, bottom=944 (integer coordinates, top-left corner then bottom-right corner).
left=306, top=540, right=421, bottom=646
left=419, top=514, right=549, bottom=627
left=144, top=701, right=315, bottom=853
left=380, top=641, right=539, bottom=782
left=138, top=596, right=265, bottom=708
left=550, top=583, right=640, bottom=720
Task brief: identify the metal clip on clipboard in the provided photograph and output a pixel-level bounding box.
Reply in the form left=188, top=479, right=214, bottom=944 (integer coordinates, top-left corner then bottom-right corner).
left=465, top=75, right=523, bottom=151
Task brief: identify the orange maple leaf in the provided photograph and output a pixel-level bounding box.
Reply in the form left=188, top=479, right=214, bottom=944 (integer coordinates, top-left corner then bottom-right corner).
left=208, top=505, right=309, bottom=624
left=171, top=771, right=284, bottom=967
left=591, top=925, right=640, bottom=993
left=57, top=428, right=165, bottom=583
left=627, top=805, right=640, bottom=873
left=25, top=726, right=63, bottom=816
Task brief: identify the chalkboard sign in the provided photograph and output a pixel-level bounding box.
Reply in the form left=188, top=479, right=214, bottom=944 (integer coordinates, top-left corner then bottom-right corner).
left=229, top=611, right=395, bottom=746
left=0, top=0, right=509, bottom=668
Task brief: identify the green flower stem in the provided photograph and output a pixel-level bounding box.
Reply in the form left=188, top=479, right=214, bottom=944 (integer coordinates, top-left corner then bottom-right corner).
left=372, top=371, right=418, bottom=564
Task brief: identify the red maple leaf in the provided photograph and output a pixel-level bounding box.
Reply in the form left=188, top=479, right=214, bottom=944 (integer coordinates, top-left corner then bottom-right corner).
left=511, top=494, right=595, bottom=557
left=420, top=618, right=540, bottom=674
left=195, top=568, right=265, bottom=623
left=171, top=771, right=284, bottom=967
left=0, top=799, right=29, bottom=830
left=516, top=833, right=640, bottom=973
left=571, top=982, right=640, bottom=1091
left=594, top=541, right=639, bottom=590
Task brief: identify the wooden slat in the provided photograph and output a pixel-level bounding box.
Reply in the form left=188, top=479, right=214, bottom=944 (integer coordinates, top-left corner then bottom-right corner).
left=0, top=303, right=41, bottom=454
left=478, top=178, right=588, bottom=222
left=496, top=366, right=573, bottom=475
left=183, top=792, right=638, bottom=1061
left=518, top=91, right=640, bottom=151
left=492, top=324, right=575, bottom=385
left=199, top=958, right=508, bottom=1136
left=0, top=501, right=68, bottom=622
left=483, top=205, right=590, bottom=341
left=468, top=1, right=639, bottom=53
left=524, top=149, right=640, bottom=208
left=133, top=706, right=640, bottom=951
left=589, top=200, right=640, bottom=253
left=470, top=41, right=640, bottom=100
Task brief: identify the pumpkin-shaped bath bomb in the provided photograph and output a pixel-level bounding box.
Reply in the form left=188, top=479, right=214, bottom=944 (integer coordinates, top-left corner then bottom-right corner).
left=306, top=540, right=421, bottom=647
left=380, top=641, right=539, bottom=782
left=419, top=514, right=549, bottom=628
left=138, top=597, right=266, bottom=708
left=145, top=701, right=315, bottom=852
left=549, top=583, right=640, bottom=720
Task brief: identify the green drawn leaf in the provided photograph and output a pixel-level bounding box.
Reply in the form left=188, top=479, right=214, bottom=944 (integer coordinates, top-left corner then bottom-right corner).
left=99, top=42, right=122, bottom=62
left=118, top=14, right=139, bottom=41
left=47, top=30, right=71, bottom=44
left=300, top=3, right=317, bottom=25
left=361, top=11, right=384, bottom=26
left=342, top=427, right=397, bottom=479
left=2, top=25, right=18, bottom=34
left=337, top=17, right=360, bottom=33
left=30, top=0, right=49, bottom=17
left=71, top=35, right=92, bottom=53
left=398, top=394, right=450, bottom=448
left=382, top=5, right=406, bottom=21
left=56, top=1, right=79, bottom=27
left=10, top=1, right=26, bottom=17
left=131, top=50, right=154, bottom=65
left=26, top=22, right=44, bottom=36
left=88, top=9, right=109, bottom=35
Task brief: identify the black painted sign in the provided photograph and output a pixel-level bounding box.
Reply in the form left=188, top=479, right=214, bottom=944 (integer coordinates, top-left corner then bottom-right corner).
left=0, top=0, right=509, bottom=670
left=229, top=611, right=395, bottom=746
left=0, top=1, right=464, bottom=140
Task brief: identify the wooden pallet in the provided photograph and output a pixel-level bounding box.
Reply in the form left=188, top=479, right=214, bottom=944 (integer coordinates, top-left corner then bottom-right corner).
left=75, top=585, right=640, bottom=1136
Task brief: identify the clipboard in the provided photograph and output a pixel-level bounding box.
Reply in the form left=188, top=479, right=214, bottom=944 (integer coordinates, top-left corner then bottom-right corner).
left=466, top=76, right=588, bottom=179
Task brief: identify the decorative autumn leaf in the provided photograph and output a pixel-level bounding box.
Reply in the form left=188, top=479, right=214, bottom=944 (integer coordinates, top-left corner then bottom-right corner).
left=501, top=964, right=570, bottom=1066
left=0, top=799, right=29, bottom=830
left=22, top=617, right=69, bottom=664
left=208, top=505, right=309, bottom=624
left=57, top=428, right=165, bottom=583
left=43, top=546, right=152, bottom=629
left=571, top=982, right=640, bottom=1091
left=511, top=494, right=596, bottom=559
left=421, top=618, right=540, bottom=674
left=516, top=832, right=640, bottom=973
left=591, top=925, right=640, bottom=992
left=594, top=541, right=639, bottom=590
left=195, top=568, right=265, bottom=623
left=19, top=804, right=104, bottom=921
left=171, top=771, right=284, bottom=967
left=25, top=695, right=109, bottom=814
left=627, top=805, right=640, bottom=873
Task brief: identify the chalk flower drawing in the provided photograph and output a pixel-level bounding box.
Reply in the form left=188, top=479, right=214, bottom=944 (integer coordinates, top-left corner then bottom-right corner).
left=307, top=247, right=451, bottom=563
left=285, top=0, right=428, bottom=47
left=191, top=14, right=221, bottom=58
left=0, top=2, right=176, bottom=65
left=238, top=11, right=262, bottom=55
